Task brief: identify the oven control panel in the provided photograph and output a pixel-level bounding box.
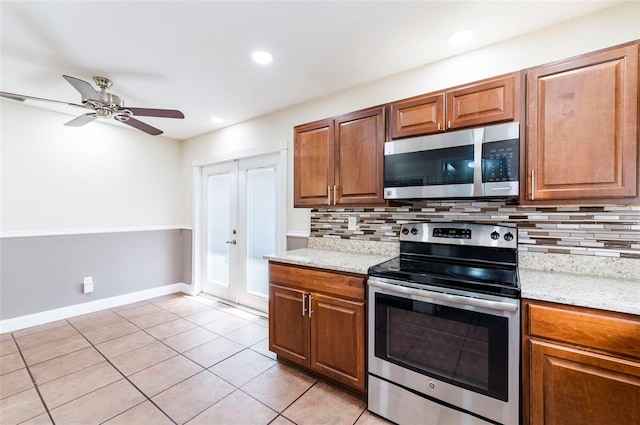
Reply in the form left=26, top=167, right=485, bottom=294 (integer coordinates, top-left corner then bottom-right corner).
left=399, top=222, right=517, bottom=248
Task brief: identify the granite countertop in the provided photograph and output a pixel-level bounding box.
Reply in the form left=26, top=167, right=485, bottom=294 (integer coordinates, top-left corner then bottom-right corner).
left=266, top=239, right=639, bottom=316
left=520, top=268, right=640, bottom=316
left=264, top=248, right=395, bottom=275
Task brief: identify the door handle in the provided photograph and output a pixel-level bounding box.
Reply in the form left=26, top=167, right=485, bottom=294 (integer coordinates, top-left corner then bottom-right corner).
left=226, top=240, right=236, bottom=245
left=531, top=170, right=535, bottom=200
left=308, top=294, right=313, bottom=317
left=302, top=293, right=307, bottom=316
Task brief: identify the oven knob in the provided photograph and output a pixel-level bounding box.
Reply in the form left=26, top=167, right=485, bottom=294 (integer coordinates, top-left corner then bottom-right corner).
left=401, top=228, right=409, bottom=235
left=490, top=231, right=500, bottom=240
left=410, top=227, right=419, bottom=235
left=504, top=232, right=514, bottom=241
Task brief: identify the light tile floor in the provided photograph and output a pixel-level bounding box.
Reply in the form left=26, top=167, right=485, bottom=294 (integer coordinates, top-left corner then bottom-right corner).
left=0, top=294, right=391, bottom=425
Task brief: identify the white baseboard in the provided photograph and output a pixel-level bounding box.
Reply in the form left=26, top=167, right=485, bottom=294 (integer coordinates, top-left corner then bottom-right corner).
left=0, top=283, right=190, bottom=333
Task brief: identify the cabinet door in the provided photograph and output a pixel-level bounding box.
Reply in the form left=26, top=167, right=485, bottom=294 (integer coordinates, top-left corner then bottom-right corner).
left=529, top=340, right=640, bottom=425
left=525, top=44, right=639, bottom=202
left=309, top=293, right=366, bottom=391
left=389, top=93, right=445, bottom=138
left=294, top=118, right=334, bottom=207
left=334, top=107, right=385, bottom=205
left=446, top=74, right=515, bottom=130
left=269, top=284, right=310, bottom=366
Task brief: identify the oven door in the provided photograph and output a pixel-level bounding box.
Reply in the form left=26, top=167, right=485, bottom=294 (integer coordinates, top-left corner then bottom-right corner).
left=367, top=278, right=520, bottom=425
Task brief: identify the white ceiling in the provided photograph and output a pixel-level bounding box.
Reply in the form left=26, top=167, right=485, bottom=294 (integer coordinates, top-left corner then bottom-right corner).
left=0, top=1, right=622, bottom=141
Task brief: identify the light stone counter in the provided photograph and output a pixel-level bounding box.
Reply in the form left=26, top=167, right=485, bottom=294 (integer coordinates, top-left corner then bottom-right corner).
left=519, top=251, right=640, bottom=315
left=520, top=269, right=640, bottom=316
left=266, top=239, right=639, bottom=315
left=264, top=248, right=395, bottom=275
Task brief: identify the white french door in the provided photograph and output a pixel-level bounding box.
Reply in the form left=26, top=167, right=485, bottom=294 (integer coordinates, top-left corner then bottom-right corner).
left=201, top=153, right=282, bottom=313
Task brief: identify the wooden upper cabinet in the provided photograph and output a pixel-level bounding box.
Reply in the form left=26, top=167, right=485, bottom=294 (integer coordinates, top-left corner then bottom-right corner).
left=294, top=119, right=334, bottom=207
left=294, top=106, right=385, bottom=207
left=525, top=43, right=639, bottom=204
left=334, top=107, right=385, bottom=205
left=389, top=92, right=445, bottom=138
left=446, top=75, right=516, bottom=130
left=388, top=73, right=518, bottom=139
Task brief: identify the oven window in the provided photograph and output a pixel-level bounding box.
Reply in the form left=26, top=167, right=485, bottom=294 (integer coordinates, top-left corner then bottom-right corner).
left=374, top=292, right=509, bottom=401
left=384, top=145, right=474, bottom=187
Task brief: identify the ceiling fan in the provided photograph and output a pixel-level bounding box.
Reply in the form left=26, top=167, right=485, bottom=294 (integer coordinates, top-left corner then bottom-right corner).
left=0, top=75, right=184, bottom=136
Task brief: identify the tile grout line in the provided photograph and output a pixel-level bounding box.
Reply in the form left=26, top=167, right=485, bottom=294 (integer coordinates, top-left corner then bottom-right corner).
left=8, top=295, right=367, bottom=425
left=104, top=298, right=275, bottom=423
left=11, top=332, right=58, bottom=425
left=66, top=314, right=179, bottom=425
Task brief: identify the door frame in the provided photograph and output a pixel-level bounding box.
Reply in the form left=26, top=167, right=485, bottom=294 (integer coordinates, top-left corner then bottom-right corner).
left=190, top=141, right=288, bottom=299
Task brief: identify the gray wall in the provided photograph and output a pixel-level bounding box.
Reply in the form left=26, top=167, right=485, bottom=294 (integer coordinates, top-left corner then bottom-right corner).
left=181, top=229, right=193, bottom=285
left=1, top=229, right=184, bottom=320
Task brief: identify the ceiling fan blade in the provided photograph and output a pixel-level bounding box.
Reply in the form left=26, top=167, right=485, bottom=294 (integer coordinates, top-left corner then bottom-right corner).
left=64, top=113, right=97, bottom=127
left=63, top=75, right=102, bottom=102
left=119, top=116, right=163, bottom=136
left=0, top=91, right=85, bottom=108
left=126, top=107, right=185, bottom=119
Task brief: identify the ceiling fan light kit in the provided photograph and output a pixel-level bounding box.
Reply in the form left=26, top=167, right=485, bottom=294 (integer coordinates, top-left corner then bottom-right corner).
left=0, top=75, right=184, bottom=136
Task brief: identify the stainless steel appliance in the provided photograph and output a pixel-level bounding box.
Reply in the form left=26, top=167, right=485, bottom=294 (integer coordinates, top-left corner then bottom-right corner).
left=367, top=222, right=520, bottom=425
left=384, top=122, right=519, bottom=200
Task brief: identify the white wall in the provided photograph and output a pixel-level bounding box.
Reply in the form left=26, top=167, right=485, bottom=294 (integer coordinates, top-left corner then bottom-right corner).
left=180, top=1, right=640, bottom=236
left=1, top=101, right=183, bottom=235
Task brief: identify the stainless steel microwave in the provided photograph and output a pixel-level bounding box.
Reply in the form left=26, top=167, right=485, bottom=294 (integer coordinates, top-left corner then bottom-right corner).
left=384, top=122, right=519, bottom=200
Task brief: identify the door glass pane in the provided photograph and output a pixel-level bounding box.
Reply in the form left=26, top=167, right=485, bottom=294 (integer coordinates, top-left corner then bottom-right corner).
left=208, top=173, right=230, bottom=286
left=245, top=167, right=276, bottom=298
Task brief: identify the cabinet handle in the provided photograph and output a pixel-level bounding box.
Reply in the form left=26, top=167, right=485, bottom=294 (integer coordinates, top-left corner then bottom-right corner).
left=437, top=122, right=441, bottom=131
left=308, top=294, right=313, bottom=317
left=447, top=120, right=451, bottom=129
left=531, top=170, right=535, bottom=201
left=302, top=293, right=307, bottom=316
left=333, top=185, right=337, bottom=205
left=327, top=185, right=331, bottom=206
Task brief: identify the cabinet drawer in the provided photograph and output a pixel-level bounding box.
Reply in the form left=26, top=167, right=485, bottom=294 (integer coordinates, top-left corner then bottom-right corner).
left=527, top=302, right=640, bottom=360
left=269, top=263, right=366, bottom=301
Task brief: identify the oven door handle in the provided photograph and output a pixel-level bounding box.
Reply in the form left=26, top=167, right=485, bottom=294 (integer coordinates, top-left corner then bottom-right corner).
left=368, top=279, right=519, bottom=313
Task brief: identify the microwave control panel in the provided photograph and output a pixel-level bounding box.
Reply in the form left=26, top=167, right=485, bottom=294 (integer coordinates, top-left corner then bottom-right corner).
left=482, top=139, right=519, bottom=183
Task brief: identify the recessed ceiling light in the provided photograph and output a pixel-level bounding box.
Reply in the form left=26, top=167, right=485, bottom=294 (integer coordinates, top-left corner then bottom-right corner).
left=211, top=117, right=224, bottom=124
left=448, top=30, right=474, bottom=47
left=252, top=50, right=273, bottom=65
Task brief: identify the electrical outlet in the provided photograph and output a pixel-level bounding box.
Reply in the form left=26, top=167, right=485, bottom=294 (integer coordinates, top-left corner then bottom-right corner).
left=348, top=216, right=357, bottom=231
left=83, top=276, right=94, bottom=294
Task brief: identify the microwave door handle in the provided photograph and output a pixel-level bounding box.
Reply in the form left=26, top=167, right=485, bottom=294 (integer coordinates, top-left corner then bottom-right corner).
left=473, top=128, right=484, bottom=196
left=368, top=279, right=519, bottom=313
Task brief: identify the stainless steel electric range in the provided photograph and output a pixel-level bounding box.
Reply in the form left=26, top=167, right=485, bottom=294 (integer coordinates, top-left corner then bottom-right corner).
left=367, top=222, right=520, bottom=425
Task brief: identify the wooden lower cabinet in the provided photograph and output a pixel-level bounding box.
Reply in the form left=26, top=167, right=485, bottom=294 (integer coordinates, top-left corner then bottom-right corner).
left=523, top=300, right=640, bottom=425
left=268, top=263, right=366, bottom=394
left=269, top=285, right=309, bottom=365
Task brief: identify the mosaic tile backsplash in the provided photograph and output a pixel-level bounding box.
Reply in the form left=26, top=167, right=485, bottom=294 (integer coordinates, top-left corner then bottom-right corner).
left=310, top=201, right=640, bottom=259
